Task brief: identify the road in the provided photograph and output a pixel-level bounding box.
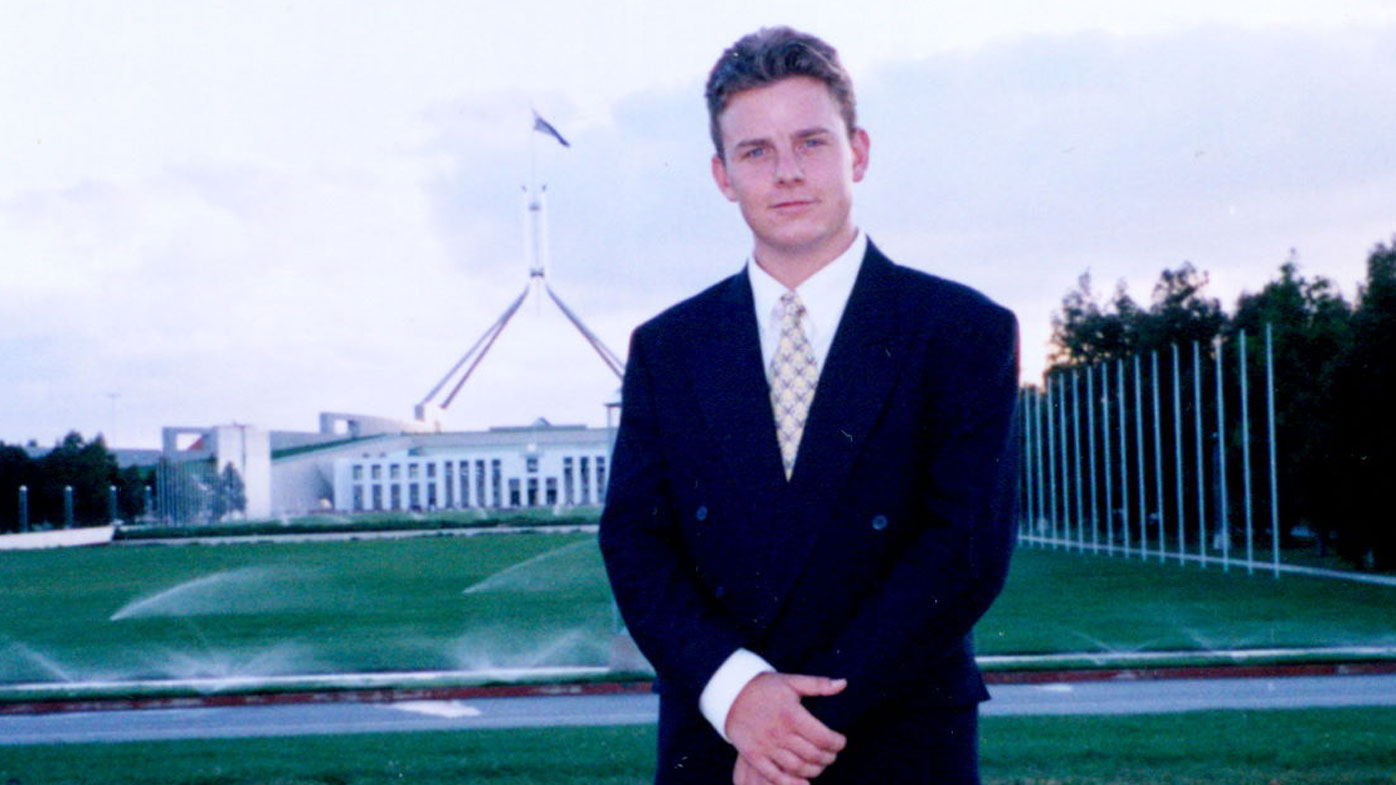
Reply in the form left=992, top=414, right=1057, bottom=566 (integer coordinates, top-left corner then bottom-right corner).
left=3, top=674, right=1395, bottom=745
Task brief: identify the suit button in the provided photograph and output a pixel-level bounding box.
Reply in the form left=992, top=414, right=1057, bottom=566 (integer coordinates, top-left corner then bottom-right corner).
left=714, top=585, right=726, bottom=598
left=695, top=505, right=708, bottom=522
left=871, top=514, right=889, bottom=531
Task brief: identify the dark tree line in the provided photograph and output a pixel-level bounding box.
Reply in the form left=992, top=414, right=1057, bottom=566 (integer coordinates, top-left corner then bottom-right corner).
left=0, top=432, right=148, bottom=531
left=1048, top=238, right=1396, bottom=569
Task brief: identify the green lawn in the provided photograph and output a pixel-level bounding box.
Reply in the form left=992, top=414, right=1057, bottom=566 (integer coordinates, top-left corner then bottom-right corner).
left=0, top=534, right=611, bottom=685
left=981, top=546, right=1396, bottom=655
left=1, top=708, right=1393, bottom=784
left=2, top=535, right=1394, bottom=692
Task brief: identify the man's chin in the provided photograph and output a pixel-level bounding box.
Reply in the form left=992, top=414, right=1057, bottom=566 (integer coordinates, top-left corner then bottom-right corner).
left=759, top=227, right=852, bottom=261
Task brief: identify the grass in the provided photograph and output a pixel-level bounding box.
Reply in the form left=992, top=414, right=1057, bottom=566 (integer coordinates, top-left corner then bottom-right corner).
left=2, top=539, right=1394, bottom=781
left=0, top=708, right=1393, bottom=784
left=1, top=536, right=1394, bottom=696
left=980, top=708, right=1396, bottom=784
left=980, top=546, right=1396, bottom=655
left=0, top=533, right=613, bottom=687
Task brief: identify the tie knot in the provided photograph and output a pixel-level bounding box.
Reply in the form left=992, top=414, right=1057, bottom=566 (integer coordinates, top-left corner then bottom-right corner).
left=780, top=291, right=806, bottom=320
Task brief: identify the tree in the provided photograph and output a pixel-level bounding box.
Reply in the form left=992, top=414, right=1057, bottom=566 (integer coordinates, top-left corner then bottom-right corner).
left=211, top=463, right=247, bottom=521
left=1330, top=239, right=1396, bottom=568
left=1045, top=244, right=1393, bottom=570
left=1137, top=262, right=1227, bottom=351
left=1231, top=254, right=1352, bottom=553
left=1050, top=263, right=1224, bottom=372
left=116, top=465, right=150, bottom=524
left=0, top=443, right=36, bottom=532
left=34, top=432, right=121, bottom=526
left=0, top=432, right=152, bottom=529
left=1049, top=273, right=1140, bottom=368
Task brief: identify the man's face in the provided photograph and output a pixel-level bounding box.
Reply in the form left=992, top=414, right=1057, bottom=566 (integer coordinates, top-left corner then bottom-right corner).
left=711, top=76, right=869, bottom=266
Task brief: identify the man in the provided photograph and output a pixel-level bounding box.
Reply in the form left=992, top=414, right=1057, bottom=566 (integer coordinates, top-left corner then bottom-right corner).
left=600, top=26, right=1019, bottom=785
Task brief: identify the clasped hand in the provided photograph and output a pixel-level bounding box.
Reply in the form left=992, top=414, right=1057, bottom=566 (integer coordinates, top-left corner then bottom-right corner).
left=726, top=672, right=847, bottom=785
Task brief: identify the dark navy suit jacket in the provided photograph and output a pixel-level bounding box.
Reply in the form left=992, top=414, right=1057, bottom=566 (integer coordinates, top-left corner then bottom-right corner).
left=600, top=242, right=1020, bottom=783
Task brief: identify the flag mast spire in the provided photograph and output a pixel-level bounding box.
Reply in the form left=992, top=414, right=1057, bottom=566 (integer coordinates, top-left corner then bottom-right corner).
left=413, top=111, right=620, bottom=429
left=528, top=111, right=571, bottom=294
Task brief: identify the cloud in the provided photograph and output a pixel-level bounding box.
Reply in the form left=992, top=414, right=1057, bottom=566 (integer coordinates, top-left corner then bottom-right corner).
left=2, top=11, right=1394, bottom=446
left=854, top=24, right=1396, bottom=375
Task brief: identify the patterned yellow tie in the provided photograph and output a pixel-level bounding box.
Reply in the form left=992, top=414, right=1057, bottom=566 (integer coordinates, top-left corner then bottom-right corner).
left=770, top=292, right=818, bottom=480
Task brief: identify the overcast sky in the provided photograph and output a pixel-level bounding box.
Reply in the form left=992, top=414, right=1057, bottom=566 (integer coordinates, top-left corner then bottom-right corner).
left=3, top=1, right=1394, bottom=448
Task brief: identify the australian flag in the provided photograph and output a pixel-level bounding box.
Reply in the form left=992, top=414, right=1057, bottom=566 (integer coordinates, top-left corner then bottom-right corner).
left=532, top=112, right=570, bottom=148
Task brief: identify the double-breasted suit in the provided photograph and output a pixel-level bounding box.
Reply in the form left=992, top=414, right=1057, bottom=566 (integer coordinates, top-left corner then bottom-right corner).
left=600, top=241, right=1020, bottom=783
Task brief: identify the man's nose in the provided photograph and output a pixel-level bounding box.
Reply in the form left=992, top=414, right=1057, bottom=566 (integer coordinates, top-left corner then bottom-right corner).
left=774, top=148, right=804, bottom=184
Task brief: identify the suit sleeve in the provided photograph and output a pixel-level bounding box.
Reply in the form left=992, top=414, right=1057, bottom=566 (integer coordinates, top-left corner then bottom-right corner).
left=599, top=326, right=748, bottom=700
left=803, top=307, right=1020, bottom=732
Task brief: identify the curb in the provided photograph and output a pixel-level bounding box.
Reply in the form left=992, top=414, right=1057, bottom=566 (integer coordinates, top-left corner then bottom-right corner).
left=5, top=660, right=1396, bottom=717
left=982, top=660, right=1396, bottom=684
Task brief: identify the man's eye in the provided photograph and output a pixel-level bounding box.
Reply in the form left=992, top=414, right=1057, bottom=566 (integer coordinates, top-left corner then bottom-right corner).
left=803, top=137, right=825, bottom=148
left=744, top=147, right=765, bottom=159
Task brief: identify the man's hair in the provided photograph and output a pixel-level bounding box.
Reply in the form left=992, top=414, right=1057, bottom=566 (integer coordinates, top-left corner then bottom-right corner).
left=704, top=26, right=858, bottom=159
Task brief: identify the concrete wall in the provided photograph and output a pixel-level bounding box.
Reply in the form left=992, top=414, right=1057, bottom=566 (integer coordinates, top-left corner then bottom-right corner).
left=158, top=417, right=617, bottom=518
left=270, top=435, right=411, bottom=516
left=330, top=428, right=612, bottom=512
left=318, top=411, right=431, bottom=438
left=0, top=526, right=114, bottom=550
left=212, top=425, right=272, bottom=520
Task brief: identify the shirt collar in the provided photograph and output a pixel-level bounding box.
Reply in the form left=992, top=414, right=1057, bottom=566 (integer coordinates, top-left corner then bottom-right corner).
left=747, top=230, right=867, bottom=338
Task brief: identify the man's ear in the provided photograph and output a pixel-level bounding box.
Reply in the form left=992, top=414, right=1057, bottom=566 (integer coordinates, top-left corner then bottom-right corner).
left=711, top=154, right=738, bottom=202
left=850, top=127, right=870, bottom=183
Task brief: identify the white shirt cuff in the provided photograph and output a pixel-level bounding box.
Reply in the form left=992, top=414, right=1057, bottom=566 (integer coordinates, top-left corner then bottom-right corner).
left=699, top=648, right=775, bottom=743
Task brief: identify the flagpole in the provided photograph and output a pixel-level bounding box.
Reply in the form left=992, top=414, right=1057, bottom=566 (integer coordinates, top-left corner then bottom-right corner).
left=528, top=111, right=544, bottom=307
left=530, top=107, right=538, bottom=200
left=415, top=109, right=622, bottom=422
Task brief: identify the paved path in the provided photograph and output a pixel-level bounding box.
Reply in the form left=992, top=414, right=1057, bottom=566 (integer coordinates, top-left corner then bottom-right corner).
left=4, top=674, right=1395, bottom=746
left=981, top=673, right=1396, bottom=715
left=115, top=523, right=599, bottom=547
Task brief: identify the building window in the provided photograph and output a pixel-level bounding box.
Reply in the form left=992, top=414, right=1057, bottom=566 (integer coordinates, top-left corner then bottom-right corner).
left=596, top=456, right=607, bottom=503
left=352, top=465, right=363, bottom=481
left=427, top=462, right=437, bottom=479
left=427, top=483, right=437, bottom=509
left=352, top=485, right=364, bottom=512
left=563, top=457, right=574, bottom=506
left=508, top=478, right=521, bottom=507
left=409, top=484, right=420, bottom=510
left=527, top=477, right=539, bottom=507
left=389, top=464, right=400, bottom=480
left=580, top=456, right=591, bottom=505
left=372, top=485, right=382, bottom=511
left=408, top=463, right=419, bottom=480
left=545, top=477, right=558, bottom=506
left=526, top=456, right=538, bottom=473
left=444, top=463, right=455, bottom=508
left=390, top=484, right=401, bottom=510
left=371, top=465, right=382, bottom=480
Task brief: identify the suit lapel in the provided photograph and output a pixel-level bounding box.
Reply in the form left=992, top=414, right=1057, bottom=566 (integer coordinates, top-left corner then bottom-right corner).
left=750, top=243, right=907, bottom=610
left=789, top=244, right=904, bottom=515
left=687, top=248, right=908, bottom=510
left=686, top=247, right=909, bottom=622
left=688, top=270, right=788, bottom=500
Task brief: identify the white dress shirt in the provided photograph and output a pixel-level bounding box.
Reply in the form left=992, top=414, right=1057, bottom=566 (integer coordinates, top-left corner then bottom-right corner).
left=748, top=230, right=868, bottom=378
left=697, top=230, right=867, bottom=741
